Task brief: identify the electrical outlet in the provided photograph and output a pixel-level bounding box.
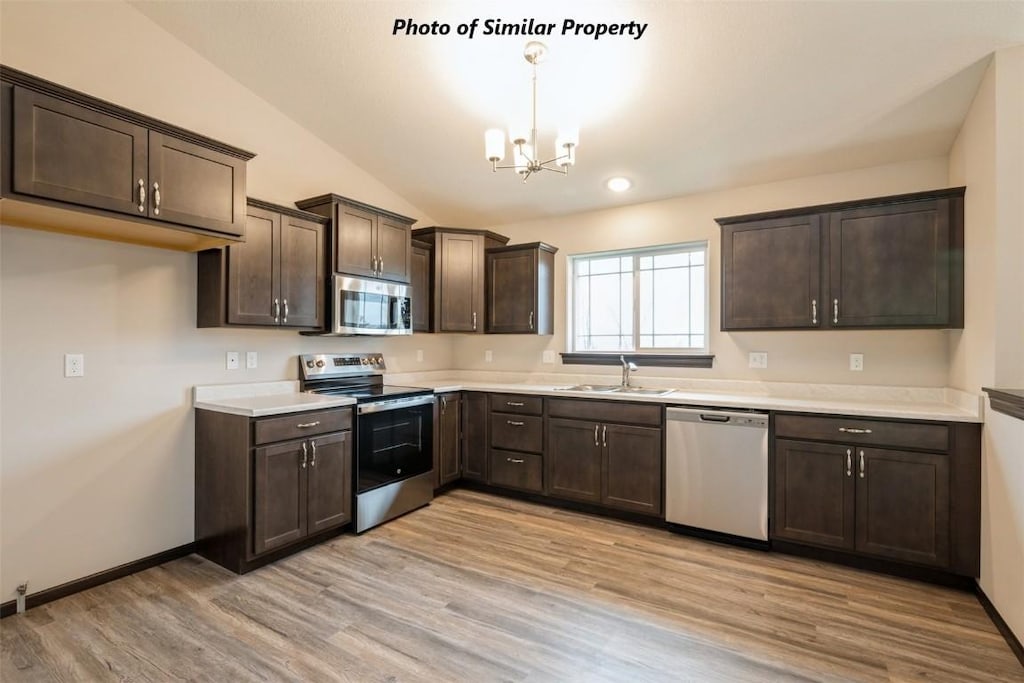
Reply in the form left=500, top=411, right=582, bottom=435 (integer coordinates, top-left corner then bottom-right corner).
left=226, top=352, right=240, bottom=370
left=416, top=349, right=424, bottom=362
left=246, top=351, right=258, bottom=369
left=849, top=353, right=864, bottom=371
left=64, top=353, right=84, bottom=377
left=748, top=352, right=768, bottom=369
left=485, top=350, right=493, bottom=362
left=542, top=350, right=556, bottom=364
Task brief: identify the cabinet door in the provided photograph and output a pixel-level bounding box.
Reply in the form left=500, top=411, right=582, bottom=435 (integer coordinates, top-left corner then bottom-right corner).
left=773, top=439, right=855, bottom=550
left=148, top=132, right=246, bottom=236
left=829, top=199, right=950, bottom=327
left=335, top=204, right=377, bottom=278
left=487, top=248, right=537, bottom=333
left=253, top=440, right=307, bottom=555
left=461, top=392, right=488, bottom=481
left=855, top=447, right=949, bottom=567
left=307, top=432, right=352, bottom=534
left=546, top=418, right=602, bottom=503
left=12, top=86, right=148, bottom=216
left=227, top=207, right=279, bottom=326
left=376, top=216, right=412, bottom=283
left=721, top=215, right=822, bottom=329
left=438, top=233, right=483, bottom=332
left=280, top=214, right=325, bottom=328
left=411, top=245, right=432, bottom=332
left=437, top=393, right=462, bottom=487
left=602, top=424, right=662, bottom=515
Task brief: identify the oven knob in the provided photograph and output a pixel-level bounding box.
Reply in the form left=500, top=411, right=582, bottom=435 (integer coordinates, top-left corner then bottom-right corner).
left=316, top=359, right=325, bottom=368
left=305, top=360, right=313, bottom=368
left=360, top=358, right=368, bottom=365
left=375, top=356, right=383, bottom=365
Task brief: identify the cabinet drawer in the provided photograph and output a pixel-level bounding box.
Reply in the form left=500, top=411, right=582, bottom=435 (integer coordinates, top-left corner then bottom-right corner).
left=547, top=398, right=662, bottom=427
left=490, top=412, right=543, bottom=453
left=774, top=414, right=948, bottom=452
left=489, top=449, right=543, bottom=493
left=489, top=393, right=543, bottom=415
left=253, top=408, right=352, bottom=445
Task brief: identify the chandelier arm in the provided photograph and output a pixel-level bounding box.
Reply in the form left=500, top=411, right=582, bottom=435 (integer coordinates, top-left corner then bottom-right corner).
left=538, top=165, right=569, bottom=175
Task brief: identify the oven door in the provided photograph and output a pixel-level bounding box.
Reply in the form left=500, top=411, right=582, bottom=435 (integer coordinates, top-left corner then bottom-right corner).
left=356, top=396, right=434, bottom=493
left=333, top=275, right=411, bottom=335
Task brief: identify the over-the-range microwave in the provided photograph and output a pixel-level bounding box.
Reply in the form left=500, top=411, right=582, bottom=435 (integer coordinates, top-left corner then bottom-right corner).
left=317, top=274, right=412, bottom=336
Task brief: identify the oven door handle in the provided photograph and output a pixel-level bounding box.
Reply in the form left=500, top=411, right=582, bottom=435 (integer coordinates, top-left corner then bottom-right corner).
left=356, top=394, right=436, bottom=415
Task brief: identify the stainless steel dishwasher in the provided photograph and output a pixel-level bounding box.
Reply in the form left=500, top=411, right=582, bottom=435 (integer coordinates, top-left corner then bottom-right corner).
left=665, top=407, right=769, bottom=543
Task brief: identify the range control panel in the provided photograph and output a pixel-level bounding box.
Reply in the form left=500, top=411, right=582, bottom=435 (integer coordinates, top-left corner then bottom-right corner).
left=299, top=353, right=386, bottom=379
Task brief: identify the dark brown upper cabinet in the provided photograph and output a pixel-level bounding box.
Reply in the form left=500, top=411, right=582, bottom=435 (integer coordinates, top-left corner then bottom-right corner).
left=716, top=187, right=965, bottom=330
left=486, top=242, right=557, bottom=335
left=410, top=239, right=432, bottom=332
left=2, top=66, right=253, bottom=251
left=197, top=199, right=326, bottom=329
left=412, top=227, right=510, bottom=333
left=295, top=194, right=415, bottom=284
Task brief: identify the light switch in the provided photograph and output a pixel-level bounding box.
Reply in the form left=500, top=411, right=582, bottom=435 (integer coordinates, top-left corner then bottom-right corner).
left=246, top=351, right=258, bottom=369
left=226, top=352, right=240, bottom=370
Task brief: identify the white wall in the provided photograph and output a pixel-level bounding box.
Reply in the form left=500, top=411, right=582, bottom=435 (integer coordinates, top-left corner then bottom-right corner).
left=466, top=158, right=953, bottom=387
left=0, top=1, right=448, bottom=599
left=948, top=46, right=1024, bottom=644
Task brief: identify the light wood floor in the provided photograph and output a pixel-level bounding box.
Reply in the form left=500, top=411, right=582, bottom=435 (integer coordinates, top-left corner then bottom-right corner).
left=2, top=490, right=1021, bottom=682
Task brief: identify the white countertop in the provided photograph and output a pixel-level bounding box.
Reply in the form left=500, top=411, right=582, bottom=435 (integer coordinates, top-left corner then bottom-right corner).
left=193, top=381, right=355, bottom=417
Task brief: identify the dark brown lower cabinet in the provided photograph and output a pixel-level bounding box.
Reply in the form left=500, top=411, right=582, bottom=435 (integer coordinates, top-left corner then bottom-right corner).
left=435, top=392, right=462, bottom=488
left=461, top=392, right=488, bottom=481
left=195, top=407, right=353, bottom=574
left=547, top=418, right=602, bottom=503
left=774, top=439, right=855, bottom=550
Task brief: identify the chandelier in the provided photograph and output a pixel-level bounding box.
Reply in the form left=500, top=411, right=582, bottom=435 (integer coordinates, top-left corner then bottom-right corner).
left=484, top=41, right=579, bottom=182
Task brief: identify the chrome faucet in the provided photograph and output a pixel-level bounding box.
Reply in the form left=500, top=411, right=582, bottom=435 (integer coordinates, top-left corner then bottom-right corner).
left=620, top=355, right=639, bottom=388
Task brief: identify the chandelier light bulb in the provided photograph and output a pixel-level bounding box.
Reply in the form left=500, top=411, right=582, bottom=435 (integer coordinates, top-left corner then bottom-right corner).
left=485, top=129, right=505, bottom=162
left=514, top=143, right=534, bottom=175
left=555, top=135, right=576, bottom=167
left=508, top=125, right=529, bottom=146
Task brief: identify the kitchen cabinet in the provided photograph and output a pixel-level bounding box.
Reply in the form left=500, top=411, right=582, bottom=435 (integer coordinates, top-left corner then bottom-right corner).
left=485, top=242, right=557, bottom=334
left=411, top=227, right=510, bottom=333
left=773, top=413, right=978, bottom=575
left=295, top=193, right=415, bottom=283
left=461, top=392, right=488, bottom=482
left=197, top=199, right=326, bottom=329
left=2, top=67, right=252, bottom=250
left=545, top=398, right=663, bottom=516
left=195, top=406, right=353, bottom=574
left=716, top=187, right=965, bottom=330
left=411, top=239, right=432, bottom=332
left=435, top=392, right=462, bottom=488
left=488, top=393, right=545, bottom=493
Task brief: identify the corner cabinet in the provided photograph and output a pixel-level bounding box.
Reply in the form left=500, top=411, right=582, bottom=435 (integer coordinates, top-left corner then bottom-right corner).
left=717, top=187, right=965, bottom=330
left=1, top=66, right=253, bottom=251
left=772, top=413, right=979, bottom=575
left=197, top=199, right=326, bottom=329
left=195, top=407, right=353, bottom=574
left=486, top=242, right=557, bottom=335
left=295, top=194, right=415, bottom=284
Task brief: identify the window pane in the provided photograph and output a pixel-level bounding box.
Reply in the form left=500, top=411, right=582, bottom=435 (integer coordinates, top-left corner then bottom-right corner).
left=576, top=259, right=589, bottom=276
left=653, top=252, right=690, bottom=269
left=690, top=265, right=705, bottom=335
left=639, top=256, right=653, bottom=270
left=589, top=257, right=624, bottom=275
left=639, top=270, right=653, bottom=335
left=653, top=268, right=688, bottom=334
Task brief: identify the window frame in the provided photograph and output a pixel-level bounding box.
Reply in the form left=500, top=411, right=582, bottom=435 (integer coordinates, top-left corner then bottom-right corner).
left=566, top=240, right=711, bottom=356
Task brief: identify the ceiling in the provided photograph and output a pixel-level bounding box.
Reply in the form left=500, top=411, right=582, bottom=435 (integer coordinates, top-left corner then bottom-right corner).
left=131, top=1, right=1024, bottom=227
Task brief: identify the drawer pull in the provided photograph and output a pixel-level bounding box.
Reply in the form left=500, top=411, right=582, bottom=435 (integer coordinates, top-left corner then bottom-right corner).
left=296, top=421, right=321, bottom=429
left=839, top=427, right=872, bottom=434
left=506, top=401, right=526, bottom=407
left=506, top=457, right=525, bottom=464
left=507, top=420, right=525, bottom=427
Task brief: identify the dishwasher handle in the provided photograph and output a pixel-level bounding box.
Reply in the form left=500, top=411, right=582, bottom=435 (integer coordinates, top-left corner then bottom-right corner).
left=666, top=407, right=768, bottom=429
left=698, top=414, right=731, bottom=423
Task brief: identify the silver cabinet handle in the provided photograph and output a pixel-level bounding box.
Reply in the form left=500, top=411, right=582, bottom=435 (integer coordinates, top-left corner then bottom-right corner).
left=379, top=256, right=383, bottom=274
left=310, top=440, right=317, bottom=467
left=506, top=457, right=525, bottom=464
left=301, top=441, right=308, bottom=468
left=372, top=256, right=378, bottom=274
left=859, top=450, right=865, bottom=478
left=602, top=425, right=607, bottom=447
left=296, top=421, right=321, bottom=429
left=506, top=401, right=525, bottom=407
left=846, top=448, right=852, bottom=477
left=472, top=311, right=477, bottom=331
left=138, top=179, right=146, bottom=212
left=529, top=311, right=534, bottom=330
left=282, top=299, right=288, bottom=323
left=441, top=395, right=447, bottom=411
left=811, top=299, right=817, bottom=325
left=507, top=420, right=525, bottom=427
left=594, top=424, right=599, bottom=446
left=152, top=182, right=161, bottom=215
left=839, top=427, right=873, bottom=434
left=273, top=298, right=280, bottom=322
left=833, top=298, right=839, bottom=324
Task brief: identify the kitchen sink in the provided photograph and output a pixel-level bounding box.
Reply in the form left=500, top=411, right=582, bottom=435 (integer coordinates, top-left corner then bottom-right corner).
left=613, top=386, right=675, bottom=396
left=557, top=384, right=620, bottom=393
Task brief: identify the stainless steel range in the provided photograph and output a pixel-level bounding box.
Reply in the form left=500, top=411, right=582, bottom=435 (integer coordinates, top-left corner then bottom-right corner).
left=299, top=353, right=435, bottom=532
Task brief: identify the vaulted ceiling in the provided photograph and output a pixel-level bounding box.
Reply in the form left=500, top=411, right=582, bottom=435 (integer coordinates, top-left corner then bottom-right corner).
left=132, top=1, right=1024, bottom=226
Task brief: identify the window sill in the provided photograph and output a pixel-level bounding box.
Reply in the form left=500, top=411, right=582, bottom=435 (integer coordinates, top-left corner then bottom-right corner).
left=559, top=353, right=715, bottom=369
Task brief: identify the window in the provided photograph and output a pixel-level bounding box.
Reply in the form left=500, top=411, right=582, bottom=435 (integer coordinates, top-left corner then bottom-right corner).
left=570, top=242, right=708, bottom=353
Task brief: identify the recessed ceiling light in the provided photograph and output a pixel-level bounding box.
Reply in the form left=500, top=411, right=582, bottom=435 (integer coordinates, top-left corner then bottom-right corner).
left=606, top=177, right=632, bottom=192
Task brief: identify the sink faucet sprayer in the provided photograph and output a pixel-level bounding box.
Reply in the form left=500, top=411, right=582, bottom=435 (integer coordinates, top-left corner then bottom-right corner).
left=620, top=355, right=639, bottom=388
